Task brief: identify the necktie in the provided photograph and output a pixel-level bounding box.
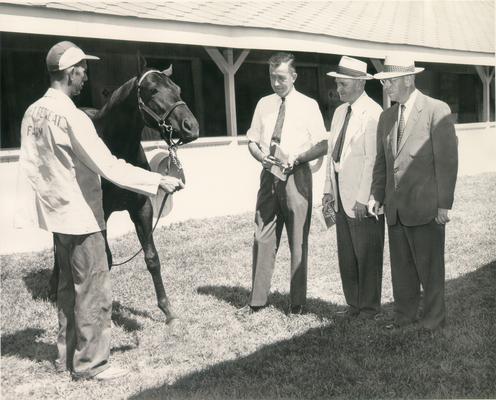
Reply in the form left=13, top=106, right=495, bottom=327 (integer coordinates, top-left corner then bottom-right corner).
left=397, top=104, right=406, bottom=148
left=332, top=105, right=352, bottom=163
left=269, top=97, right=285, bottom=156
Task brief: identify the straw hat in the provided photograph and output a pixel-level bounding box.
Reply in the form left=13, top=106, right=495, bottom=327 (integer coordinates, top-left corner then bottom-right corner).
left=327, top=56, right=373, bottom=80
left=373, top=54, right=424, bottom=80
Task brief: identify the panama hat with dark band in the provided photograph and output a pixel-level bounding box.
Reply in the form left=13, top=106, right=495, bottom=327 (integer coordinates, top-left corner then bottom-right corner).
left=373, top=54, right=424, bottom=80
left=327, top=56, right=373, bottom=80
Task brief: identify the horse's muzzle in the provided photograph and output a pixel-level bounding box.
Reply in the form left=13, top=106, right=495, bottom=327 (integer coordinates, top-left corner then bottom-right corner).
left=180, top=117, right=199, bottom=143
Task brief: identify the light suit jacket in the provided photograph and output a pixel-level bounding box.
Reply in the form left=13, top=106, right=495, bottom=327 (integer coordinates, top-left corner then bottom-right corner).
left=371, top=90, right=458, bottom=226
left=324, top=93, right=382, bottom=218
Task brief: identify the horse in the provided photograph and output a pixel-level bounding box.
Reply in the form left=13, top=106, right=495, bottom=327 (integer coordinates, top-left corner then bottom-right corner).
left=49, top=65, right=199, bottom=325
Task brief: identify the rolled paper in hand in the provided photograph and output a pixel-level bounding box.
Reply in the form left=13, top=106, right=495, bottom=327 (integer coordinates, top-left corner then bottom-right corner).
left=322, top=202, right=336, bottom=228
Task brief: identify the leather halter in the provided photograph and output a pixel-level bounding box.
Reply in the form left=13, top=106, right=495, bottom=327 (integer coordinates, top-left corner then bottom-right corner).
left=137, top=69, right=186, bottom=148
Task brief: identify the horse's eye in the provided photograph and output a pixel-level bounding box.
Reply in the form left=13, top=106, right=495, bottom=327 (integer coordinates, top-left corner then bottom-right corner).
left=150, top=88, right=158, bottom=95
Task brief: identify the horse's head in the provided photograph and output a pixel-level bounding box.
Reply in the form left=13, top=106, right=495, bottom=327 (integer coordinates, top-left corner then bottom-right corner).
left=137, top=66, right=199, bottom=146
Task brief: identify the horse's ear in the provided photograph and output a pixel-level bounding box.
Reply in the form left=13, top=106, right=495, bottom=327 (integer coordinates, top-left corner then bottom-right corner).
left=162, top=65, right=173, bottom=77
left=137, top=53, right=147, bottom=75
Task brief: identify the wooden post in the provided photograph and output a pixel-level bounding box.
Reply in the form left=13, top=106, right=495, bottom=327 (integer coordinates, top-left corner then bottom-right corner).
left=204, top=47, right=250, bottom=137
left=371, top=58, right=391, bottom=110
left=223, top=49, right=236, bottom=137
left=191, top=58, right=205, bottom=134
left=475, top=65, right=495, bottom=123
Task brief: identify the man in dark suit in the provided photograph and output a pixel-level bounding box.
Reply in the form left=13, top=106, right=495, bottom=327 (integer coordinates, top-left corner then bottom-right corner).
left=370, top=54, right=458, bottom=330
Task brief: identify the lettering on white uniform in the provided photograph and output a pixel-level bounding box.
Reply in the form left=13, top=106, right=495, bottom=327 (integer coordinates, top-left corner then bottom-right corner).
left=26, top=106, right=67, bottom=137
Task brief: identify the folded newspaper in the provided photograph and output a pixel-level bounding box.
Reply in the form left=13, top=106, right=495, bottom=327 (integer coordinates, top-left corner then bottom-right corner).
left=321, top=201, right=336, bottom=228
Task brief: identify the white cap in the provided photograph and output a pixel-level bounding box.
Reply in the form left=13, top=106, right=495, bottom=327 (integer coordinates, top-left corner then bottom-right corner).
left=46, top=41, right=99, bottom=72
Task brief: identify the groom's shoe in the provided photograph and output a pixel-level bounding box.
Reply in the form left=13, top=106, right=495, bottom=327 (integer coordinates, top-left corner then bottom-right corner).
left=235, top=304, right=264, bottom=317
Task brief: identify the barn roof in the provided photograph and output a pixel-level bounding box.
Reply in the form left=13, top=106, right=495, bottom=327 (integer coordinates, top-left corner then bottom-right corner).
left=1, top=1, right=494, bottom=65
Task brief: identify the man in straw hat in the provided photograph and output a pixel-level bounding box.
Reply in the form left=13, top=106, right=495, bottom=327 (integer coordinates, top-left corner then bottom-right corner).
left=15, top=41, right=184, bottom=380
left=370, top=54, right=458, bottom=330
left=323, top=56, right=385, bottom=319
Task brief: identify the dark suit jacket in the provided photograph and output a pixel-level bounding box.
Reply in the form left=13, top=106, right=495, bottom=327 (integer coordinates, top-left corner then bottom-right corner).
left=371, top=91, right=458, bottom=226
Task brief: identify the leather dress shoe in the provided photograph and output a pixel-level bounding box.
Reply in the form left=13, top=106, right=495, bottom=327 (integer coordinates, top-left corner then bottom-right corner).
left=383, top=319, right=413, bottom=330
left=358, top=312, right=382, bottom=320
left=289, top=305, right=304, bottom=315
left=335, top=308, right=359, bottom=318
left=383, top=322, right=400, bottom=331
left=93, top=366, right=129, bottom=381
left=235, top=304, right=263, bottom=316
left=73, top=366, right=129, bottom=381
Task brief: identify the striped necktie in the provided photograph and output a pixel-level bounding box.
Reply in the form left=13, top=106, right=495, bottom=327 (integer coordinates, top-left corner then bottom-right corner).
left=397, top=104, right=406, bottom=148
left=269, top=97, right=285, bottom=156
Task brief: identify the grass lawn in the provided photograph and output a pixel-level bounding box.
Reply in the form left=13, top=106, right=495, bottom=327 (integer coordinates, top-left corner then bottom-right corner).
left=1, top=173, right=495, bottom=399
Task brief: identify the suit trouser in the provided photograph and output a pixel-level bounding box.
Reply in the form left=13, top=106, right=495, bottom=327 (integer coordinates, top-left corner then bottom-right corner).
left=335, top=176, right=385, bottom=316
left=54, top=231, right=112, bottom=379
left=249, top=165, right=312, bottom=307
left=388, top=219, right=446, bottom=329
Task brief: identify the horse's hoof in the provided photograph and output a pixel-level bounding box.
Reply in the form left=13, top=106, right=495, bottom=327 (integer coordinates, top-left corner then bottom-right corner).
left=48, top=291, right=57, bottom=303
left=48, top=281, right=58, bottom=302
left=166, top=317, right=180, bottom=333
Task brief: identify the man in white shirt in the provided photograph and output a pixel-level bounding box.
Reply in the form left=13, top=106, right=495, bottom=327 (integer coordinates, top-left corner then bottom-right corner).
left=238, top=52, right=327, bottom=315
left=15, top=41, right=184, bottom=380
left=323, top=56, right=385, bottom=319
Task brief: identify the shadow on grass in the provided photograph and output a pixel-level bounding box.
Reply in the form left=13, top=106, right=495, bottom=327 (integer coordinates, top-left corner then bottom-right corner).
left=1, top=328, right=56, bottom=363
left=111, top=344, right=137, bottom=354
left=131, top=261, right=495, bottom=400
left=22, top=267, right=54, bottom=302
left=112, top=301, right=154, bottom=333
left=22, top=267, right=151, bottom=333
left=197, top=285, right=347, bottom=317
left=1, top=327, right=137, bottom=365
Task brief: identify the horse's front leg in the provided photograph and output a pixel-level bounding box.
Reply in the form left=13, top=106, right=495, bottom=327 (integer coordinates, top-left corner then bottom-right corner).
left=129, top=197, right=177, bottom=325
left=48, top=236, right=59, bottom=301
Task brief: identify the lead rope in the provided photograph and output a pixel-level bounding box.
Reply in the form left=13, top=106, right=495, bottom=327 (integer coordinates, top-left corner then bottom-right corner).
left=111, top=149, right=180, bottom=267
left=111, top=189, right=169, bottom=267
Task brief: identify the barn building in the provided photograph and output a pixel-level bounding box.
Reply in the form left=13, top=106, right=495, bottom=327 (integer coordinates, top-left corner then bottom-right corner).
left=0, top=1, right=494, bottom=253
left=0, top=1, right=494, bottom=153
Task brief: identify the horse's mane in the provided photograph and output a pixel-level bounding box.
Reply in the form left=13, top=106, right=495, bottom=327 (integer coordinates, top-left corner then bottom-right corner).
left=95, top=76, right=137, bottom=119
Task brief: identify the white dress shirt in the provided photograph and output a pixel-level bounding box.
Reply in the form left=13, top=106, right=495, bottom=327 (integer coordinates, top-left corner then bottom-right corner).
left=15, top=88, right=162, bottom=234
left=246, top=88, right=327, bottom=161
left=398, top=88, right=419, bottom=123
